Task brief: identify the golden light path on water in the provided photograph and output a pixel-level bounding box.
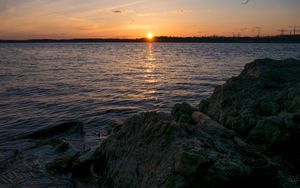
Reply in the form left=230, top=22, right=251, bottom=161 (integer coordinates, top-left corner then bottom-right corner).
left=144, top=43, right=159, bottom=96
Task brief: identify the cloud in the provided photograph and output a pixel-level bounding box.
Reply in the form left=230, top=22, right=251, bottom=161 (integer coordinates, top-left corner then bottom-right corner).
left=112, top=9, right=122, bottom=14
left=111, top=9, right=134, bottom=14
left=170, top=9, right=192, bottom=15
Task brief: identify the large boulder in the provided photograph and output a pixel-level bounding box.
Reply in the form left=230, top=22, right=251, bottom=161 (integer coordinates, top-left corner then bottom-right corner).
left=199, top=59, right=300, bottom=155
left=95, top=111, right=284, bottom=188
left=92, top=59, right=300, bottom=188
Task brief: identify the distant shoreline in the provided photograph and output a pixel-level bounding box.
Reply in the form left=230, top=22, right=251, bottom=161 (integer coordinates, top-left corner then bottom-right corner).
left=1, top=35, right=300, bottom=43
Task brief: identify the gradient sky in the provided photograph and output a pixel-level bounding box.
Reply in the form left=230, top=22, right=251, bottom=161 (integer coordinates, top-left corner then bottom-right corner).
left=0, top=0, right=299, bottom=39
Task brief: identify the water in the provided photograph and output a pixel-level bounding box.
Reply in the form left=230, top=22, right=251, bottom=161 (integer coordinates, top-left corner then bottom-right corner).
left=1, top=43, right=300, bottom=142
left=0, top=43, right=300, bottom=186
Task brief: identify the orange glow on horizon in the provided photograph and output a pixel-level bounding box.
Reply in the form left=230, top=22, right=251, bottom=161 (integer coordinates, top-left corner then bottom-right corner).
left=0, top=1, right=299, bottom=40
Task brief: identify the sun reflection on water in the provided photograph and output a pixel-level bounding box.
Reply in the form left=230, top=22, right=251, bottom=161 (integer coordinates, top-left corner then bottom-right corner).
left=146, top=43, right=156, bottom=62
left=144, top=43, right=157, bottom=84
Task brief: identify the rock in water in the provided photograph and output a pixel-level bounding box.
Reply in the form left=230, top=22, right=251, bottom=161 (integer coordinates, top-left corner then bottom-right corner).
left=46, top=154, right=80, bottom=175
left=24, top=121, right=84, bottom=139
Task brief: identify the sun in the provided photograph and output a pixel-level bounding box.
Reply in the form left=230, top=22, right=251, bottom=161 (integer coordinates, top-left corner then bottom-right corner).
left=147, top=33, right=154, bottom=39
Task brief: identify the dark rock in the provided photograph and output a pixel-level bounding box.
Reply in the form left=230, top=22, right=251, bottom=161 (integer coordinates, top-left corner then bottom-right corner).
left=0, top=150, right=19, bottom=170
left=95, top=112, right=285, bottom=188
left=293, top=114, right=300, bottom=124
left=198, top=58, right=300, bottom=187
left=257, top=101, right=280, bottom=116
left=71, top=160, right=94, bottom=179
left=46, top=154, right=80, bottom=175
left=47, top=154, right=101, bottom=181
left=199, top=99, right=209, bottom=112
left=91, top=151, right=106, bottom=173
left=45, top=138, right=70, bottom=152
left=171, top=102, right=196, bottom=123
left=199, top=59, right=300, bottom=151
left=25, top=121, right=84, bottom=139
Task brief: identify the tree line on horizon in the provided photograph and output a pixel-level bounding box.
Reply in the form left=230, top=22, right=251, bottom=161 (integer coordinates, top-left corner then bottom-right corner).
left=0, top=35, right=300, bottom=43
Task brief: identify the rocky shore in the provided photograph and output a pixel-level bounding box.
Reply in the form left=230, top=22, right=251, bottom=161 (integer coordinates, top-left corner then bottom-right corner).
left=93, top=59, right=300, bottom=188
left=1, top=58, right=299, bottom=187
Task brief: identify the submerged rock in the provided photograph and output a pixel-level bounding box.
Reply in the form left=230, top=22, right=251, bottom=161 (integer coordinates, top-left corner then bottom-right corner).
left=46, top=154, right=80, bottom=175
left=45, top=138, right=70, bottom=152
left=0, top=150, right=19, bottom=170
left=24, top=121, right=84, bottom=139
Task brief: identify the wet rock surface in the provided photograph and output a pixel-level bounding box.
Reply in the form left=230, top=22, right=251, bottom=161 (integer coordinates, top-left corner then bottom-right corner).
left=0, top=120, right=100, bottom=187
left=24, top=121, right=84, bottom=139
left=95, top=59, right=300, bottom=188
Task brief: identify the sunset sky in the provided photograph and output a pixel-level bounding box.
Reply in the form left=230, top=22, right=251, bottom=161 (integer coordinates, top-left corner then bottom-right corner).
left=0, top=0, right=299, bottom=39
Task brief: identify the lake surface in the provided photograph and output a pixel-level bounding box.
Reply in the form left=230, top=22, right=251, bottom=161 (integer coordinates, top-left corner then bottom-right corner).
left=1, top=43, right=300, bottom=186
left=1, top=43, right=300, bottom=142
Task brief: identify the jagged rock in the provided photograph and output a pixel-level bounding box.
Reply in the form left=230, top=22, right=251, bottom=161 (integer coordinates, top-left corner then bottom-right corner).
left=24, top=121, right=84, bottom=139
left=199, top=59, right=300, bottom=154
left=171, top=102, right=196, bottom=123
left=95, top=112, right=285, bottom=188
left=198, top=59, right=300, bottom=187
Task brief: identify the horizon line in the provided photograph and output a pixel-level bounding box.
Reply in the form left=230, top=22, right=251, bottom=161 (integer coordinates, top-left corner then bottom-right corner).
left=1, top=34, right=300, bottom=41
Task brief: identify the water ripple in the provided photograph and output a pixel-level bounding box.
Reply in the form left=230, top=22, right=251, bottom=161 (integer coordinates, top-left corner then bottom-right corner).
left=0, top=43, right=300, bottom=142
